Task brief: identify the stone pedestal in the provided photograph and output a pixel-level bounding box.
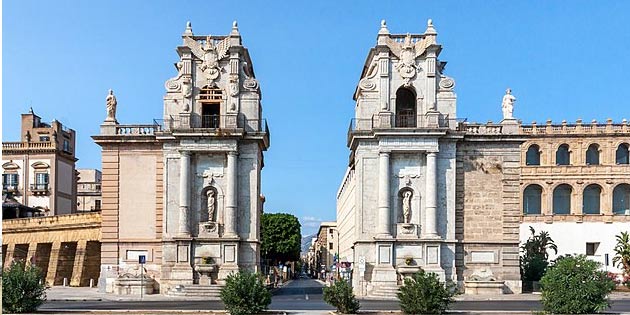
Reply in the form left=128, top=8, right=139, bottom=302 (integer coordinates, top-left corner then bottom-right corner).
left=464, top=281, right=505, bottom=295
left=225, top=113, right=239, bottom=129
left=396, top=223, right=419, bottom=238
left=194, top=264, right=218, bottom=285
left=115, top=275, right=156, bottom=295
left=100, top=122, right=118, bottom=136
left=371, top=265, right=397, bottom=286
left=199, top=222, right=220, bottom=238
left=501, top=118, right=518, bottom=134
left=376, top=111, right=393, bottom=128
left=425, top=111, right=440, bottom=128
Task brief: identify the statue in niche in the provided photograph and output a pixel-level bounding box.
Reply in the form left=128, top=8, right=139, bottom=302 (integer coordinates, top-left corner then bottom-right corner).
left=206, top=189, right=216, bottom=222
left=501, top=88, right=516, bottom=120
left=105, top=89, right=117, bottom=122
left=402, top=191, right=412, bottom=224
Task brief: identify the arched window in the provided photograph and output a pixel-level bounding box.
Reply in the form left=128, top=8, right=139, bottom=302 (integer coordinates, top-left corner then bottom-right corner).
left=616, top=144, right=630, bottom=165
left=582, top=184, right=601, bottom=214
left=556, top=144, right=571, bottom=165
left=199, top=85, right=222, bottom=128
left=553, top=184, right=572, bottom=214
left=613, top=184, right=630, bottom=215
left=526, top=145, right=541, bottom=166
left=395, top=88, right=416, bottom=128
left=586, top=144, right=600, bottom=165
left=523, top=185, right=542, bottom=215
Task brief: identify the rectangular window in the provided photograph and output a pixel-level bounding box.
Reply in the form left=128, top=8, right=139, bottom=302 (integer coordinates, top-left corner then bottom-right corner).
left=2, top=173, right=19, bottom=190
left=39, top=135, right=50, bottom=142
left=586, top=242, right=599, bottom=256
left=63, top=140, right=72, bottom=153
left=329, top=242, right=333, bottom=250
left=94, top=200, right=101, bottom=210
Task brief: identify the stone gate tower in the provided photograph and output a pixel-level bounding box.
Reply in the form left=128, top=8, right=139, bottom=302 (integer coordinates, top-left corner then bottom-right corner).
left=94, top=22, right=269, bottom=294
left=337, top=20, right=522, bottom=298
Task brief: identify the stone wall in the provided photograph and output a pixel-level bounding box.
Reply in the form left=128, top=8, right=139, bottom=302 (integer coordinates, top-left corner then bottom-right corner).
left=456, top=138, right=522, bottom=293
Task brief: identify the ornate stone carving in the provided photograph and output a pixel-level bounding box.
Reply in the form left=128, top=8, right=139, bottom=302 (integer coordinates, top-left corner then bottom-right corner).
left=105, top=89, right=117, bottom=122
left=439, top=76, right=455, bottom=91
left=502, top=88, right=516, bottom=120
left=184, top=35, right=231, bottom=82
left=386, top=33, right=432, bottom=85
left=358, top=61, right=378, bottom=92
left=228, top=76, right=239, bottom=97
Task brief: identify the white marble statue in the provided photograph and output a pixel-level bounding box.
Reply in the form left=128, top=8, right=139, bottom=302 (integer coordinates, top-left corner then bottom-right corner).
left=105, top=89, right=117, bottom=122
left=402, top=191, right=412, bottom=223
left=501, top=88, right=516, bottom=120
left=206, top=190, right=216, bottom=222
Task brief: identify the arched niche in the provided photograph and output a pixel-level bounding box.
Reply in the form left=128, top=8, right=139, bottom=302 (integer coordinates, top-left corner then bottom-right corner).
left=398, top=188, right=415, bottom=224
left=395, top=87, right=417, bottom=127
left=200, top=185, right=223, bottom=223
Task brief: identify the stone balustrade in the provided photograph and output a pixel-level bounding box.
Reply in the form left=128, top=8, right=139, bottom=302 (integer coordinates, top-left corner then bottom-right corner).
left=115, top=124, right=161, bottom=135
left=521, top=119, right=629, bottom=135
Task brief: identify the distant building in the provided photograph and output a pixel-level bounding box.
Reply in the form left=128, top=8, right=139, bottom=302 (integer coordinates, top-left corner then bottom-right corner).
left=315, top=222, right=337, bottom=280
left=2, top=109, right=77, bottom=218
left=77, top=169, right=102, bottom=212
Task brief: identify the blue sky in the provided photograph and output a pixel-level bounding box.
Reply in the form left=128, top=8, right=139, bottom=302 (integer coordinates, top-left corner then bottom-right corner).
left=4, top=1, right=630, bottom=236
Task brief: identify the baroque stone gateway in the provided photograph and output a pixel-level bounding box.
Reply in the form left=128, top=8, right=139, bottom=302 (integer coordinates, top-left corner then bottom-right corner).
left=336, top=20, right=524, bottom=298
left=93, top=22, right=269, bottom=295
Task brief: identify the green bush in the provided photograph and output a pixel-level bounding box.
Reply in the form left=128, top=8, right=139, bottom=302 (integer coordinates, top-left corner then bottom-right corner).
left=397, top=269, right=456, bottom=315
left=2, top=261, right=47, bottom=314
left=540, top=255, right=615, bottom=314
left=219, top=271, right=271, bottom=315
left=323, top=278, right=360, bottom=314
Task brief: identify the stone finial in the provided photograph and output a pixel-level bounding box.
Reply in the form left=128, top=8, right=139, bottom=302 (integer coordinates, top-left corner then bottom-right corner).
left=184, top=21, right=193, bottom=36
left=231, top=20, right=240, bottom=36
left=425, top=18, right=437, bottom=35
left=378, top=19, right=389, bottom=35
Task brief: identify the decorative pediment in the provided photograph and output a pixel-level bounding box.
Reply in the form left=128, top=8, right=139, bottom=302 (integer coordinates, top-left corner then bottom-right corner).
left=2, top=161, right=20, bottom=170
left=31, top=162, right=50, bottom=169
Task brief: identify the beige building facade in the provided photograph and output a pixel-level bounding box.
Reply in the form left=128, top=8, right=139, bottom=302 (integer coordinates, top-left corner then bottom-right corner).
left=519, top=120, right=630, bottom=273
left=77, top=169, right=102, bottom=212
left=93, top=22, right=270, bottom=295
left=314, top=222, right=337, bottom=280
left=2, top=110, right=77, bottom=217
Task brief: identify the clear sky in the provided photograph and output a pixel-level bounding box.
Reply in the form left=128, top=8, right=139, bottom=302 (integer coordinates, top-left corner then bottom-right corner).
left=4, top=1, right=630, bottom=236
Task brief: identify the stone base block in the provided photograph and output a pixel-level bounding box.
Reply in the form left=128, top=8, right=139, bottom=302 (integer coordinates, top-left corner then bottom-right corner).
left=115, top=277, right=156, bottom=295
left=217, top=263, right=240, bottom=284
left=464, top=281, right=505, bottom=295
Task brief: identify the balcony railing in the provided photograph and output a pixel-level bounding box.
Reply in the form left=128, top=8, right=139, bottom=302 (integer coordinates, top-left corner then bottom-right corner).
left=115, top=124, right=162, bottom=136
left=30, top=183, right=49, bottom=192
left=3, top=185, right=19, bottom=193
left=395, top=114, right=417, bottom=128
left=348, top=114, right=459, bottom=132
left=155, top=114, right=268, bottom=133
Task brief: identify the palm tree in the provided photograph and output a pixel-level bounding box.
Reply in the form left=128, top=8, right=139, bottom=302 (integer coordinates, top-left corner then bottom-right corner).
left=613, top=231, right=630, bottom=276
left=521, top=226, right=558, bottom=259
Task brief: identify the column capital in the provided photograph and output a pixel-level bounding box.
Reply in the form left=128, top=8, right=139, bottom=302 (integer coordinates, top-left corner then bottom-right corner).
left=179, top=150, right=192, bottom=156
left=426, top=150, right=439, bottom=156
left=227, top=150, right=239, bottom=157
left=379, top=151, right=391, bottom=156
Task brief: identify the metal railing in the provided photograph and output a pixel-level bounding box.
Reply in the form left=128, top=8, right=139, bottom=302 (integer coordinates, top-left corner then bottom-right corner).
left=30, top=184, right=49, bottom=192
left=395, top=114, right=417, bottom=128
left=3, top=185, right=19, bottom=192
left=155, top=114, right=268, bottom=133
left=348, top=114, right=459, bottom=132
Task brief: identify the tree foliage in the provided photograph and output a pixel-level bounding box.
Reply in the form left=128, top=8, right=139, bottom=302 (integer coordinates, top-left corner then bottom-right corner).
left=323, top=278, right=360, bottom=314
left=2, top=261, right=47, bottom=314
left=613, top=231, right=630, bottom=282
left=219, top=271, right=271, bottom=315
left=397, top=269, right=456, bottom=315
left=541, top=255, right=615, bottom=314
left=520, top=226, right=557, bottom=281
left=261, top=213, right=301, bottom=263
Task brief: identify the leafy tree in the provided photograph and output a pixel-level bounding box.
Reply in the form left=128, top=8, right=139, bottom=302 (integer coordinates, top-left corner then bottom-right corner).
left=541, top=254, right=615, bottom=314
left=2, top=261, right=47, bottom=314
left=323, top=278, right=360, bottom=314
left=520, top=226, right=557, bottom=281
left=261, top=213, right=301, bottom=264
left=219, top=271, right=271, bottom=315
left=397, top=269, right=456, bottom=315
left=613, top=231, right=630, bottom=282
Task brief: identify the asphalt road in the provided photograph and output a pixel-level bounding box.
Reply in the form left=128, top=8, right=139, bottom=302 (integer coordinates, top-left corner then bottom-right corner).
left=40, top=278, right=630, bottom=313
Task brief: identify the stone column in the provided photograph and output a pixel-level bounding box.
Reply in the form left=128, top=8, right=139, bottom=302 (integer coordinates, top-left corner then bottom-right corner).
left=70, top=240, right=88, bottom=286
left=377, top=152, right=392, bottom=237
left=26, top=242, right=38, bottom=265
left=225, top=151, right=238, bottom=238
left=178, top=151, right=191, bottom=237
left=424, top=152, right=439, bottom=237
left=3, top=243, right=15, bottom=269
left=46, top=241, right=62, bottom=286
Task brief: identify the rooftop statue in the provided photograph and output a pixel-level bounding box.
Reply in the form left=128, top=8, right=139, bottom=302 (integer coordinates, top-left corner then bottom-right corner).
left=105, top=89, right=117, bottom=122
left=502, top=88, right=516, bottom=120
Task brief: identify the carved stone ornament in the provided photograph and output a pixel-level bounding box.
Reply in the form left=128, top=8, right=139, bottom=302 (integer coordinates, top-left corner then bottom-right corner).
left=243, top=78, right=259, bottom=91
left=386, top=34, right=431, bottom=85
left=358, top=61, right=378, bottom=92
left=401, top=223, right=415, bottom=234
left=439, top=76, right=455, bottom=90
left=184, top=35, right=231, bottom=82
left=229, top=77, right=239, bottom=97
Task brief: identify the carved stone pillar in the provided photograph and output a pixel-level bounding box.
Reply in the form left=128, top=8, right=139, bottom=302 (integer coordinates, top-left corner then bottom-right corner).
left=70, top=240, right=88, bottom=286
left=424, top=152, right=439, bottom=237
left=225, top=151, right=238, bottom=238
left=377, top=152, right=392, bottom=238
left=46, top=241, right=62, bottom=286
left=178, top=151, right=191, bottom=237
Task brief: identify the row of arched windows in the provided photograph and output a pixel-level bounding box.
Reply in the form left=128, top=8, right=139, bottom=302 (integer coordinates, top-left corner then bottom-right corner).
left=526, top=143, right=630, bottom=166
left=523, top=183, right=630, bottom=215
